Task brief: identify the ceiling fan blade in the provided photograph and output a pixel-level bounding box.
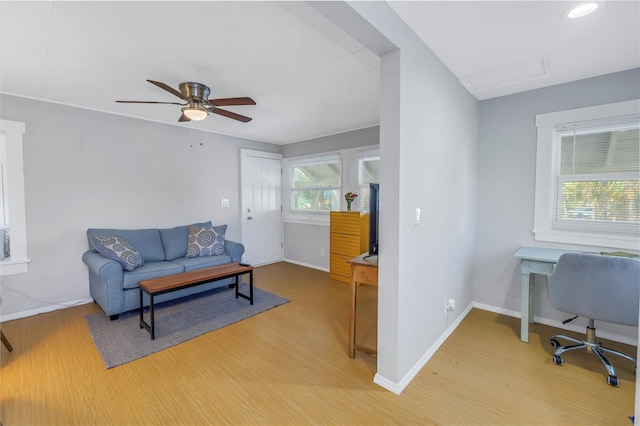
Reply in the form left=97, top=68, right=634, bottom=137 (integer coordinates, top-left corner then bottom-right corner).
left=147, top=80, right=187, bottom=100
left=211, top=108, right=252, bottom=123
left=178, top=113, right=191, bottom=122
left=116, top=100, right=185, bottom=105
left=208, top=97, right=256, bottom=106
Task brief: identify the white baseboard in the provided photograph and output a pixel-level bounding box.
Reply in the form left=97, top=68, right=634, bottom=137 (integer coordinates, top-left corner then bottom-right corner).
left=282, top=258, right=329, bottom=272
left=1, top=297, right=94, bottom=322
left=373, top=302, right=475, bottom=395
left=472, top=302, right=522, bottom=319
left=473, top=302, right=638, bottom=346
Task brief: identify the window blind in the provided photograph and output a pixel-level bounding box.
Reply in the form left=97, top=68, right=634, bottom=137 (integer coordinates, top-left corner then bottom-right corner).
left=554, top=118, right=640, bottom=232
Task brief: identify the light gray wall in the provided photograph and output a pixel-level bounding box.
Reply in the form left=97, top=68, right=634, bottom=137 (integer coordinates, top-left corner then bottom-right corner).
left=282, top=126, right=379, bottom=158
left=282, top=126, right=379, bottom=269
left=283, top=222, right=330, bottom=270
left=474, top=68, right=640, bottom=341
left=381, top=28, right=478, bottom=387
left=0, top=94, right=280, bottom=318
left=319, top=1, right=479, bottom=389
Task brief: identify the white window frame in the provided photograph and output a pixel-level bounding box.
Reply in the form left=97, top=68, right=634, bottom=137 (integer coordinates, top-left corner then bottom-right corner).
left=288, top=154, right=342, bottom=215
left=0, top=119, right=29, bottom=275
left=283, top=146, right=379, bottom=226
left=358, top=151, right=380, bottom=213
left=533, top=100, right=640, bottom=249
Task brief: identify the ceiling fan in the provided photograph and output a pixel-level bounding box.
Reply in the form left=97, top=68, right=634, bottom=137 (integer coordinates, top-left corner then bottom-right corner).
left=116, top=80, right=255, bottom=123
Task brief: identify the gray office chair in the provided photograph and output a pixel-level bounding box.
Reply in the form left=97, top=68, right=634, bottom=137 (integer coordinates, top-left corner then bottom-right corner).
left=546, top=252, right=639, bottom=387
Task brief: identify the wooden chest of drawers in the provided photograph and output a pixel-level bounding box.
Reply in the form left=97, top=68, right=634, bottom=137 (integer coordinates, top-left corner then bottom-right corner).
left=329, top=211, right=369, bottom=283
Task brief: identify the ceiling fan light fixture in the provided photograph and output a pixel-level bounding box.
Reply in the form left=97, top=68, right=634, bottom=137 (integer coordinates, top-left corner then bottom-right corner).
left=567, top=2, right=599, bottom=19
left=182, top=106, right=208, bottom=121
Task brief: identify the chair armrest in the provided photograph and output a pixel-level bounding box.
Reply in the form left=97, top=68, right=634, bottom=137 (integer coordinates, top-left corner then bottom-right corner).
left=224, top=240, right=245, bottom=263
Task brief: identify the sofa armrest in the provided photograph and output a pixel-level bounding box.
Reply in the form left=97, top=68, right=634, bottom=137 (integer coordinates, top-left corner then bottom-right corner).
left=82, top=250, right=126, bottom=316
left=83, top=250, right=123, bottom=280
left=224, top=240, right=245, bottom=263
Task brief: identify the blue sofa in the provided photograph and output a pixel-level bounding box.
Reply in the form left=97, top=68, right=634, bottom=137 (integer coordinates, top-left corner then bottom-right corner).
left=82, top=222, right=245, bottom=319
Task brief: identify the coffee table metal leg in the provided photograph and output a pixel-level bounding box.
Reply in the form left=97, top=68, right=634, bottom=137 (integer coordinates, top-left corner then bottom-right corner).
left=234, top=271, right=254, bottom=304
left=150, top=294, right=155, bottom=340
left=139, top=290, right=154, bottom=339
left=249, top=270, right=254, bottom=305
left=234, top=275, right=239, bottom=299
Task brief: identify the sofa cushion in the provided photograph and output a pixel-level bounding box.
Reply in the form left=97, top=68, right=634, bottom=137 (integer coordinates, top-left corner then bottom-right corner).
left=90, top=235, right=144, bottom=271
left=171, top=254, right=233, bottom=272
left=88, top=228, right=166, bottom=262
left=159, top=225, right=188, bottom=260
left=122, top=261, right=185, bottom=290
left=186, top=222, right=227, bottom=257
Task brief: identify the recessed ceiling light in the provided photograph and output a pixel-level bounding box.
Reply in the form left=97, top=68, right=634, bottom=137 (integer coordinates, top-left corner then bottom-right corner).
left=567, top=3, right=599, bottom=19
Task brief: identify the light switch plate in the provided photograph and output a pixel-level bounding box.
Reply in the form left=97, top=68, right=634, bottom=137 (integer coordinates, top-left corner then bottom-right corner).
left=221, top=199, right=230, bottom=207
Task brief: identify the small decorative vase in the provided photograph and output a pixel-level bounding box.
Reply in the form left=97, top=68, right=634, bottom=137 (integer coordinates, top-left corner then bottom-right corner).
left=347, top=200, right=352, bottom=211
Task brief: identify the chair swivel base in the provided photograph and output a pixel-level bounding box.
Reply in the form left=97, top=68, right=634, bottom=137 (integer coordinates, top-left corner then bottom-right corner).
left=550, top=326, right=636, bottom=387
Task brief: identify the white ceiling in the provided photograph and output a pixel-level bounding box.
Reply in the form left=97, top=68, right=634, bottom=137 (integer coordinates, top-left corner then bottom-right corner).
left=1, top=1, right=638, bottom=145
left=388, top=0, right=640, bottom=100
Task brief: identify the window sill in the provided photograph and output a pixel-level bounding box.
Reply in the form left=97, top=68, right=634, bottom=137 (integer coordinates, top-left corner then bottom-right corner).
left=283, top=214, right=330, bottom=227
left=0, top=258, right=31, bottom=276
left=533, top=229, right=640, bottom=251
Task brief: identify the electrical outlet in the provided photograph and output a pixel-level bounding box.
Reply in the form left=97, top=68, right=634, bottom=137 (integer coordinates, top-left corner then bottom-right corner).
left=415, top=207, right=421, bottom=225
left=445, top=299, right=456, bottom=317
left=320, top=248, right=325, bottom=256
left=446, top=299, right=456, bottom=311
left=221, top=199, right=230, bottom=207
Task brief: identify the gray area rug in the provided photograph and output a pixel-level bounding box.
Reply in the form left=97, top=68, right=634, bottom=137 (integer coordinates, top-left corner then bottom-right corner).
left=85, top=283, right=289, bottom=369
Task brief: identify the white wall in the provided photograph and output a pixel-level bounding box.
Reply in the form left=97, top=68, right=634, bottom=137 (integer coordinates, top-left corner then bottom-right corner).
left=474, top=68, right=640, bottom=343
left=315, top=2, right=479, bottom=391
left=0, top=94, right=280, bottom=319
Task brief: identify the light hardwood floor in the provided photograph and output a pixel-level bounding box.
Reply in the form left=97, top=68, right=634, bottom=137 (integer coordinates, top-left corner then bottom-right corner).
left=0, top=262, right=636, bottom=425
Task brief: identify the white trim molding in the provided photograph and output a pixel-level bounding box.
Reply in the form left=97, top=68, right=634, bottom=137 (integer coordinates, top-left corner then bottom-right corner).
left=533, top=99, right=640, bottom=250
left=0, top=119, right=29, bottom=275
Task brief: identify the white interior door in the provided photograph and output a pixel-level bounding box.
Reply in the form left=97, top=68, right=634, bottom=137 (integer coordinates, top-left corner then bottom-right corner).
left=240, top=149, right=283, bottom=266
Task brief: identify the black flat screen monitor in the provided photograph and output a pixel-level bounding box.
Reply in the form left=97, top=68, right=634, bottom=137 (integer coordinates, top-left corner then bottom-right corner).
left=369, top=183, right=379, bottom=255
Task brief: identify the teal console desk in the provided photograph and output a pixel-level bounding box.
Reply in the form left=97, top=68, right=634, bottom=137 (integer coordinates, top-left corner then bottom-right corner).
left=513, top=246, right=578, bottom=343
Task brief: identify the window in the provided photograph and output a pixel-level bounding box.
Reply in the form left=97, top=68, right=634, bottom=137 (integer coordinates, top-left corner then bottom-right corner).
left=290, top=158, right=341, bottom=212
left=0, top=119, right=29, bottom=275
left=359, top=155, right=380, bottom=212
left=283, top=146, right=379, bottom=225
left=534, top=100, right=640, bottom=249
left=0, top=133, right=8, bottom=260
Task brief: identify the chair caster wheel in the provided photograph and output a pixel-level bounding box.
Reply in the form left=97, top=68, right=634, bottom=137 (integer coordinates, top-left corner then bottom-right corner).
left=553, top=355, right=563, bottom=365
left=550, top=339, right=561, bottom=348
left=607, top=375, right=619, bottom=387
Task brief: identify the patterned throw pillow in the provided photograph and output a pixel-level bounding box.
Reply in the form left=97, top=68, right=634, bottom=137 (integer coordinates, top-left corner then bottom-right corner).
left=186, top=223, right=227, bottom=258
left=90, top=235, right=144, bottom=271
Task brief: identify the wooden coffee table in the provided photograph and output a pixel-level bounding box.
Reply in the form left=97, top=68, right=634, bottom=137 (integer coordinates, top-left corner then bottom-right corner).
left=139, top=262, right=253, bottom=339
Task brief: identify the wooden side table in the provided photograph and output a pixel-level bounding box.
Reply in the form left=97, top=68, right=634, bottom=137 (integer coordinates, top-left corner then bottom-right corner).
left=348, top=253, right=378, bottom=358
